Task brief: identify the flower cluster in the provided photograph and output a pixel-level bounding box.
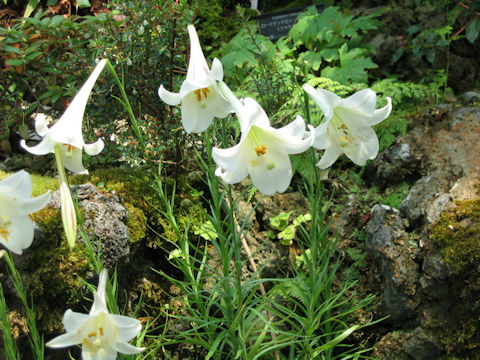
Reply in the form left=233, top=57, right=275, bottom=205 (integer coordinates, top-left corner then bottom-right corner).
left=159, top=25, right=392, bottom=195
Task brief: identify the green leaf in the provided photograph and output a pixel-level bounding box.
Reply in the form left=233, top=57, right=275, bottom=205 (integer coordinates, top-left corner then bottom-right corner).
left=466, top=17, right=479, bottom=44
left=270, top=211, right=293, bottom=231
left=3, top=45, right=21, bottom=54
left=193, top=220, right=217, bottom=241
left=23, top=0, right=40, bottom=18
left=292, top=213, right=311, bottom=227
left=278, top=225, right=296, bottom=245
left=25, top=51, right=43, bottom=61
left=6, top=58, right=24, bottom=66
left=76, top=0, right=91, bottom=9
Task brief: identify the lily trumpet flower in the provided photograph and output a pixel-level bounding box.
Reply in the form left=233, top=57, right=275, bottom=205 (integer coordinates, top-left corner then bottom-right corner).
left=303, top=84, right=392, bottom=169
left=0, top=170, right=51, bottom=255
left=21, top=59, right=107, bottom=175
left=47, top=269, right=144, bottom=359
left=212, top=82, right=315, bottom=196
left=158, top=25, right=231, bottom=133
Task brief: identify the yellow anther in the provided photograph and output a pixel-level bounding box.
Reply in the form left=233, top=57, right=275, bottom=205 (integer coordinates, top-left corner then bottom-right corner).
left=63, top=144, right=74, bottom=158
left=255, top=144, right=267, bottom=156
left=99, top=327, right=104, bottom=336
left=88, top=332, right=97, bottom=338
left=0, top=217, right=11, bottom=243
left=194, top=87, right=210, bottom=102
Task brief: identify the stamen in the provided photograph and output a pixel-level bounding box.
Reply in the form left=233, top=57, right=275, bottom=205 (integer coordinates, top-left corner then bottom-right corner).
left=194, top=87, right=210, bottom=102
left=99, top=327, right=104, bottom=336
left=88, top=332, right=97, bottom=338
left=255, top=144, right=267, bottom=156
left=0, top=217, right=11, bottom=243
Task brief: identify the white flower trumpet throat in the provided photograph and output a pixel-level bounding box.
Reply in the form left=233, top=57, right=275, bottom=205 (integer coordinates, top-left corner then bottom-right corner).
left=21, top=59, right=107, bottom=175
left=212, top=82, right=315, bottom=196
left=158, top=24, right=231, bottom=133
left=303, top=84, right=392, bottom=169
left=47, top=269, right=144, bottom=359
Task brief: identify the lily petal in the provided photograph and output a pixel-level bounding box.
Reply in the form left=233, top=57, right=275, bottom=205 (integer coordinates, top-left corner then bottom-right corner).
left=109, top=314, right=142, bottom=342
left=46, top=330, right=82, bottom=348
left=61, top=146, right=88, bottom=175
left=84, top=138, right=105, bottom=156
left=20, top=137, right=55, bottom=156
left=63, top=309, right=92, bottom=332
left=344, top=126, right=379, bottom=166
left=0, top=215, right=34, bottom=255
left=0, top=170, right=32, bottom=198
left=247, top=146, right=292, bottom=195
left=303, top=84, right=339, bottom=120
left=158, top=85, right=183, bottom=106
left=113, top=341, right=145, bottom=355
left=316, top=146, right=342, bottom=169
left=34, top=114, right=50, bottom=137
left=368, top=97, right=392, bottom=126
left=50, top=60, right=107, bottom=150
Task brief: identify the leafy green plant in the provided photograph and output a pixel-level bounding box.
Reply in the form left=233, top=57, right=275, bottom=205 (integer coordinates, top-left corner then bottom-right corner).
left=267, top=211, right=312, bottom=246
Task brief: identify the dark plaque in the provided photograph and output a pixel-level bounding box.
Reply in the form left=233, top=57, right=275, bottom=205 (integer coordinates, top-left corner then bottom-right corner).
left=256, top=5, right=325, bottom=41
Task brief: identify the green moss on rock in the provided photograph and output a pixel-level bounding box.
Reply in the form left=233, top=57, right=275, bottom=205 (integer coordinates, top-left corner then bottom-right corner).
left=429, top=191, right=480, bottom=272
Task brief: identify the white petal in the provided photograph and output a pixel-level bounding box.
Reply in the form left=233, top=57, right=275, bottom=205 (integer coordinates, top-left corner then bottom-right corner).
left=63, top=309, right=91, bottom=332
left=210, top=58, right=224, bottom=81
left=34, top=114, right=50, bottom=137
left=82, top=347, right=117, bottom=360
left=0, top=215, right=34, bottom=255
left=344, top=126, right=379, bottom=166
left=313, top=122, right=329, bottom=149
left=316, top=146, right=342, bottom=169
left=90, top=271, right=108, bottom=315
left=61, top=146, right=88, bottom=175
left=212, top=141, right=245, bottom=171
left=215, top=165, right=249, bottom=185
left=240, top=98, right=270, bottom=131
left=50, top=60, right=107, bottom=149
left=186, top=25, right=210, bottom=84
left=84, top=138, right=104, bottom=156
left=303, top=84, right=339, bottom=120
left=368, top=97, right=392, bottom=126
left=46, top=331, right=81, bottom=348
left=273, top=118, right=315, bottom=154
left=19, top=190, right=51, bottom=215
left=180, top=92, right=215, bottom=133
left=0, top=170, right=32, bottom=198
left=158, top=85, right=182, bottom=106
left=247, top=146, right=292, bottom=195
left=109, top=314, right=142, bottom=342
left=113, top=341, right=145, bottom=355
left=341, top=88, right=376, bottom=113
left=20, top=137, right=55, bottom=156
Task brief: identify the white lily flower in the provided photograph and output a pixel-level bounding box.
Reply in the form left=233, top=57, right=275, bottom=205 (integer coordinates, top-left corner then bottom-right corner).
left=0, top=170, right=51, bottom=255
left=47, top=269, right=144, bottom=359
left=212, top=83, right=315, bottom=196
left=303, top=84, right=392, bottom=169
left=21, top=59, right=107, bottom=175
left=158, top=25, right=231, bottom=133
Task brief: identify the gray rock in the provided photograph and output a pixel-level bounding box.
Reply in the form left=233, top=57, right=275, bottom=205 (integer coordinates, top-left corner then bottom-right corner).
left=461, top=91, right=480, bottom=105
left=364, top=142, right=422, bottom=189
left=51, top=183, right=131, bottom=268
left=403, top=327, right=443, bottom=360
left=365, top=204, right=419, bottom=323
left=399, top=170, right=455, bottom=228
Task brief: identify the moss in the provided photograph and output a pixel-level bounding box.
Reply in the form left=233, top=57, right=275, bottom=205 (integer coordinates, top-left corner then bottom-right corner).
left=26, top=206, right=92, bottom=331
left=74, top=167, right=208, bottom=248
left=429, top=192, right=480, bottom=272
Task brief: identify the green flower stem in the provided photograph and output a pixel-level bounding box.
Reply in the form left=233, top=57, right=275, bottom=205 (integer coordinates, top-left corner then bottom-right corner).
left=54, top=144, right=77, bottom=248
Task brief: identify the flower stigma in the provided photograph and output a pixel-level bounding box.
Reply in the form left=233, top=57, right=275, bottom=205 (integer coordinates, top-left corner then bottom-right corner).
left=63, top=144, right=75, bottom=158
